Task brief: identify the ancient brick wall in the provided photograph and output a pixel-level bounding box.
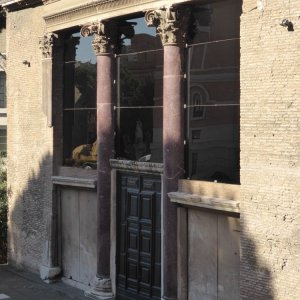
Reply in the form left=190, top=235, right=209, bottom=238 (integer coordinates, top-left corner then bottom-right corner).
left=6, top=7, right=53, bottom=273
left=4, top=0, right=300, bottom=296
left=240, top=1, right=300, bottom=299
left=0, top=28, right=6, bottom=54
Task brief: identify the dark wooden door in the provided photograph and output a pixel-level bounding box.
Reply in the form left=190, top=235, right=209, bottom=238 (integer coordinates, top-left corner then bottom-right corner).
left=117, top=172, right=161, bottom=299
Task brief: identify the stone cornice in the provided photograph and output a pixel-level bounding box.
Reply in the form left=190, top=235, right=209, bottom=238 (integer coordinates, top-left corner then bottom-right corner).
left=1, top=0, right=43, bottom=12
left=43, top=0, right=193, bottom=32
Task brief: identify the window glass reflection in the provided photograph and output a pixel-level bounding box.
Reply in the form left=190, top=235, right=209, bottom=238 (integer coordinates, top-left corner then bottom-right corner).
left=63, top=33, right=97, bottom=168
left=186, top=0, right=241, bottom=183
left=116, top=17, right=163, bottom=163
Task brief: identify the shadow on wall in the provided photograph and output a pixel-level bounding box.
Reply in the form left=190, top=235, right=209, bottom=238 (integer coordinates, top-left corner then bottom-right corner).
left=7, top=152, right=54, bottom=272
left=240, top=218, right=274, bottom=299
left=183, top=202, right=275, bottom=299
left=0, top=155, right=7, bottom=264
left=5, top=152, right=276, bottom=298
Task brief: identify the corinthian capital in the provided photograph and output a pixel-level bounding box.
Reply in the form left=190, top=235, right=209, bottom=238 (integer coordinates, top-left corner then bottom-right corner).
left=145, top=6, right=191, bottom=46
left=39, top=33, right=58, bottom=59
left=80, top=21, right=118, bottom=55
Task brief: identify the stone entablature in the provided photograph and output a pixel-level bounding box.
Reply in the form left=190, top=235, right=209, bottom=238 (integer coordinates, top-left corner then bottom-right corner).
left=43, top=0, right=193, bottom=32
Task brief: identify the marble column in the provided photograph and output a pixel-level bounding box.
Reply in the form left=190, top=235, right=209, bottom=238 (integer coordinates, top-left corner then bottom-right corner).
left=145, top=7, right=190, bottom=299
left=39, top=33, right=62, bottom=282
left=39, top=33, right=57, bottom=128
left=80, top=21, right=117, bottom=300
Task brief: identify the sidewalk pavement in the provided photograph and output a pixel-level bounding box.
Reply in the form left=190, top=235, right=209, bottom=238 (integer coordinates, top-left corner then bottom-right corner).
left=0, top=264, right=86, bottom=300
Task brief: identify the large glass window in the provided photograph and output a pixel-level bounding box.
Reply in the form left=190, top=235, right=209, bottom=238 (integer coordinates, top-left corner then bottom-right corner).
left=0, top=72, right=6, bottom=108
left=186, top=0, right=241, bottom=183
left=115, top=17, right=163, bottom=163
left=63, top=33, right=97, bottom=168
left=0, top=127, right=6, bottom=154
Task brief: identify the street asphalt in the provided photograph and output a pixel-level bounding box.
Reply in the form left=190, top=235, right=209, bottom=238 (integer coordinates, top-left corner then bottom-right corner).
left=0, top=264, right=86, bottom=300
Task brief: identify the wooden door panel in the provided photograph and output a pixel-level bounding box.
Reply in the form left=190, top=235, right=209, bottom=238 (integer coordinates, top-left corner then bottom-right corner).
left=61, top=189, right=97, bottom=286
left=117, top=172, right=161, bottom=300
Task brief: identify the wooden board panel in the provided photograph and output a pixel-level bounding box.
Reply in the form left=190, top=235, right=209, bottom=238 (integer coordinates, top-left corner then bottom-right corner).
left=188, top=210, right=218, bottom=300
left=61, top=189, right=80, bottom=281
left=79, top=190, right=97, bottom=285
left=217, top=216, right=240, bottom=300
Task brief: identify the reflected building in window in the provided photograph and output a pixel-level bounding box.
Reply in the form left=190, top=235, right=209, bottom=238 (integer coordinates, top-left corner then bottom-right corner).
left=116, top=18, right=163, bottom=162
left=0, top=14, right=6, bottom=155
left=63, top=33, right=97, bottom=168
left=186, top=1, right=240, bottom=183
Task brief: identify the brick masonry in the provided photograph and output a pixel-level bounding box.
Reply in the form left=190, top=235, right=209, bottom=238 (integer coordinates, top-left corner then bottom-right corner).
left=240, top=0, right=300, bottom=299
left=3, top=0, right=300, bottom=298
left=6, top=7, right=54, bottom=273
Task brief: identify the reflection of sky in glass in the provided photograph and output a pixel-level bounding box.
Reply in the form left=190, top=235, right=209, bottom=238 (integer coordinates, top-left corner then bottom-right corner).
left=74, top=33, right=95, bottom=64
left=76, top=17, right=156, bottom=63
left=131, top=17, right=156, bottom=35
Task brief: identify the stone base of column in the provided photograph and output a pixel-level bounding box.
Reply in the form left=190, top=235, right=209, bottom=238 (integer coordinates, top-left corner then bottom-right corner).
left=85, top=277, right=115, bottom=300
left=40, top=265, right=61, bottom=282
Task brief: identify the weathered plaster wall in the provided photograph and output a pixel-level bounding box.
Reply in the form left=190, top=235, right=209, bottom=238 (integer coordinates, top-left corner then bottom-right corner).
left=6, top=7, right=53, bottom=272
left=240, top=0, right=300, bottom=299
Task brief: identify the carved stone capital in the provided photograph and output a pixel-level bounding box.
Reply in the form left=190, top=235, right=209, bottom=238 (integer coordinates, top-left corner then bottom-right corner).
left=81, top=21, right=118, bottom=55
left=145, top=6, right=191, bottom=46
left=39, top=33, right=58, bottom=59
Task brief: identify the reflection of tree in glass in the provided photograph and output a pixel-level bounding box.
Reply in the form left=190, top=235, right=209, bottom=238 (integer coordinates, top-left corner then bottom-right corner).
left=72, top=62, right=97, bottom=147
left=119, top=64, right=154, bottom=159
left=74, top=62, right=96, bottom=108
left=120, top=65, right=138, bottom=106
left=120, top=65, right=154, bottom=106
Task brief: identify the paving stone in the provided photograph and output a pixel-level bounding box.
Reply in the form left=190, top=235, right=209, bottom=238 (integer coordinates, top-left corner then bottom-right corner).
left=0, top=265, right=86, bottom=300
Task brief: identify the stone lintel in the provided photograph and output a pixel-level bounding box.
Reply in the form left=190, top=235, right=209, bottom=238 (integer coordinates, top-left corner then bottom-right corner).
left=169, top=191, right=240, bottom=214
left=110, top=159, right=163, bottom=174
left=52, top=175, right=97, bottom=189
left=178, top=179, right=240, bottom=201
